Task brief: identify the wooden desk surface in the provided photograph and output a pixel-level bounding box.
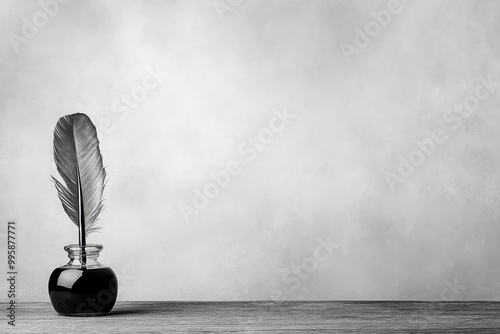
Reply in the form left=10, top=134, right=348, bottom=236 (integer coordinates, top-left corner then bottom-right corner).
left=3, top=301, right=500, bottom=333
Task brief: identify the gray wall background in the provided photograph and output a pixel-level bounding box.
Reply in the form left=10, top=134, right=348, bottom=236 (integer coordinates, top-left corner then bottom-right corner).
left=1, top=0, right=500, bottom=302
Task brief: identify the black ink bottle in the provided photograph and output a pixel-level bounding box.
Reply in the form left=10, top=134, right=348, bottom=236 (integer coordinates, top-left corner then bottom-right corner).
left=48, top=244, right=118, bottom=316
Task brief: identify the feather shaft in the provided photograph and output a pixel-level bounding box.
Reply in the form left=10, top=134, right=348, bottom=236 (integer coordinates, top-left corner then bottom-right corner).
left=77, top=167, right=86, bottom=247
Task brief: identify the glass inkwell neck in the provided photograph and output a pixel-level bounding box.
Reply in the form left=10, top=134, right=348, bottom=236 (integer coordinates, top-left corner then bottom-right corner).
left=65, top=244, right=103, bottom=268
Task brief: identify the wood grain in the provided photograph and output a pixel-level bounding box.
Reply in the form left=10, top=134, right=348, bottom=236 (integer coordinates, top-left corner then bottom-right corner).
left=3, top=301, right=500, bottom=333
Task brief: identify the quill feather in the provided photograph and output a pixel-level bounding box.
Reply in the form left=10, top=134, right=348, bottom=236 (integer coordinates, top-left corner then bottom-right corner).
left=52, top=113, right=106, bottom=246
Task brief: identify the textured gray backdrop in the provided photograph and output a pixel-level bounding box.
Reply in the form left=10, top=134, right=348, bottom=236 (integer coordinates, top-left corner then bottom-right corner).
left=1, top=0, right=500, bottom=302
